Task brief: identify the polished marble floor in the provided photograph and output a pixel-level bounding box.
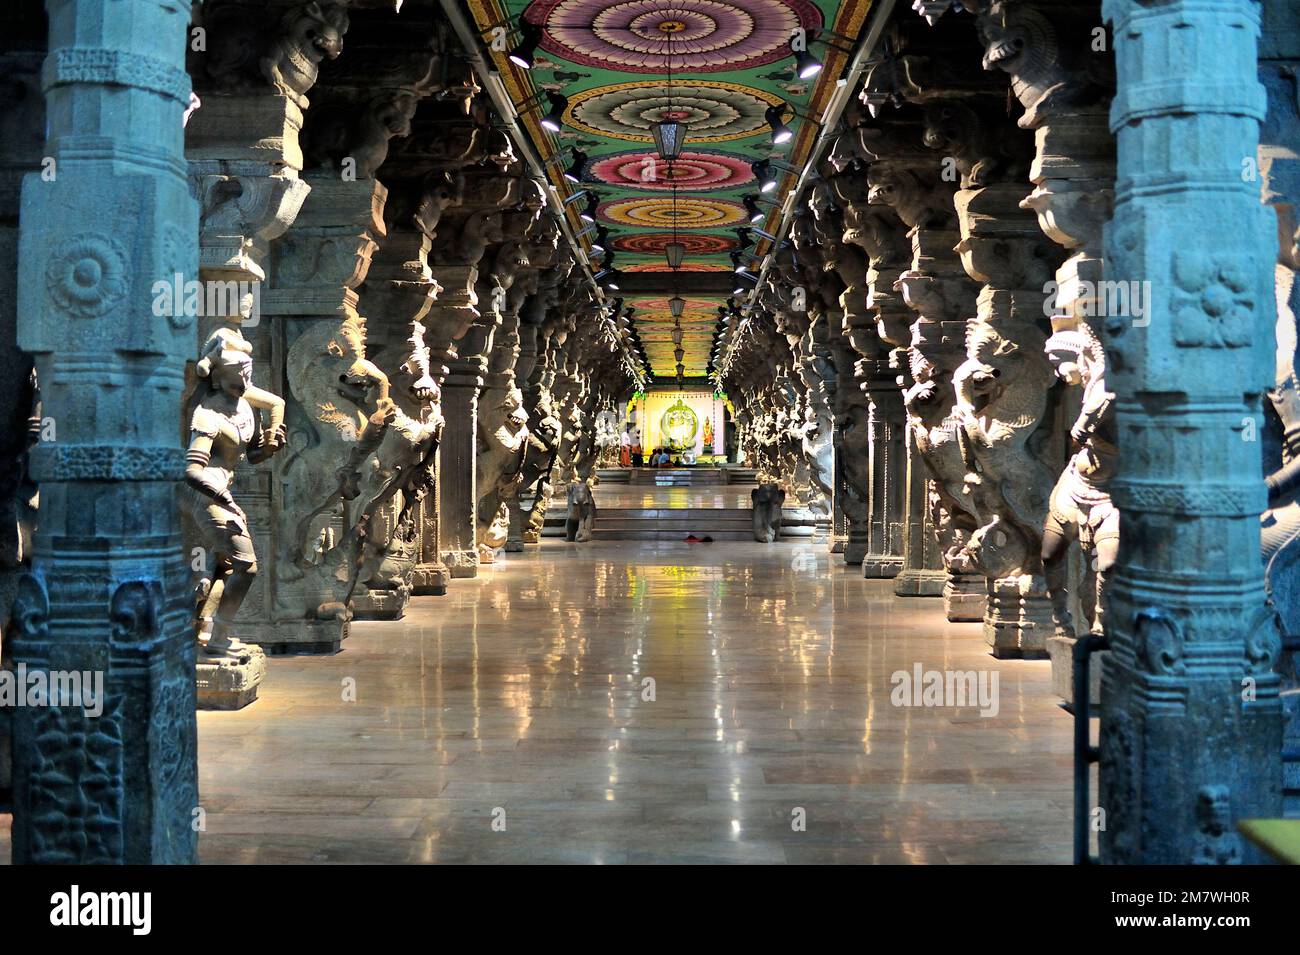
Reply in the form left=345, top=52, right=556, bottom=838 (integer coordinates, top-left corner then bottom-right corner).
left=0, top=539, right=1075, bottom=864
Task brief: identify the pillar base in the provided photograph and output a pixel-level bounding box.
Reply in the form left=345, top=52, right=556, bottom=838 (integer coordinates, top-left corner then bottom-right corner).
left=444, top=550, right=479, bottom=579
left=197, top=644, right=268, bottom=711
left=411, top=564, right=450, bottom=596
left=862, top=555, right=903, bottom=579
left=944, top=574, right=987, bottom=623
left=350, top=585, right=411, bottom=620
left=984, top=576, right=1054, bottom=659
left=894, top=568, right=946, bottom=597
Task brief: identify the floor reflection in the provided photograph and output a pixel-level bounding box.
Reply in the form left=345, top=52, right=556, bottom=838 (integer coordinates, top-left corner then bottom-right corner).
left=179, top=540, right=1073, bottom=864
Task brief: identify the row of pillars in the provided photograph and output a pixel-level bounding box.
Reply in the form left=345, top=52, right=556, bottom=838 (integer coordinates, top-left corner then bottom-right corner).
left=0, top=0, right=633, bottom=862
left=722, top=0, right=1297, bottom=862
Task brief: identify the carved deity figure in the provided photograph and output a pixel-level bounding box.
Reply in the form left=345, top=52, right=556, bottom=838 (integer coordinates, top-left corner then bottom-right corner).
left=1042, top=323, right=1118, bottom=637
left=1191, top=785, right=1243, bottom=865
left=184, top=329, right=286, bottom=657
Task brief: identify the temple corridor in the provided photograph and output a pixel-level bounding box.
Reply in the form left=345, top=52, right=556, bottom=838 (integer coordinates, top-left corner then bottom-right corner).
left=160, top=544, right=1067, bottom=863
left=7, top=0, right=1300, bottom=882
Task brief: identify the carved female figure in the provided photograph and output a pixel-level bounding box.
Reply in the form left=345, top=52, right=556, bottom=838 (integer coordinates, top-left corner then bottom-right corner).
left=184, top=329, right=286, bottom=658
left=1041, top=324, right=1118, bottom=636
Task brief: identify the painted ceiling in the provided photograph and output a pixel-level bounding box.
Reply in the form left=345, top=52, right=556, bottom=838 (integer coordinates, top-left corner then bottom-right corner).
left=469, top=0, right=874, bottom=379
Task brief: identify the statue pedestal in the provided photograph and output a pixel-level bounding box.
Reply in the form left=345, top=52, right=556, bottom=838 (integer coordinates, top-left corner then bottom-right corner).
left=1048, top=635, right=1103, bottom=708
left=197, top=644, right=268, bottom=711
left=258, top=617, right=348, bottom=656
left=944, top=574, right=987, bottom=622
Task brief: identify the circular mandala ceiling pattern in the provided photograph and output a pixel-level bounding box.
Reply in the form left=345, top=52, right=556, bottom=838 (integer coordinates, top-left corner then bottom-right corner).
left=527, top=0, right=822, bottom=73
left=599, top=197, right=748, bottom=228
left=587, top=150, right=756, bottom=191
left=565, top=80, right=785, bottom=143
left=615, top=233, right=738, bottom=255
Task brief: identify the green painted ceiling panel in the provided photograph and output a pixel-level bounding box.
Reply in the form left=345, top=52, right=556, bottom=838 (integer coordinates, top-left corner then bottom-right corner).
left=469, top=0, right=874, bottom=378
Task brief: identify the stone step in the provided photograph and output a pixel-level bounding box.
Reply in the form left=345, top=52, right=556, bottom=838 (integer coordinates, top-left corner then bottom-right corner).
left=595, top=520, right=753, bottom=533
left=589, top=529, right=756, bottom=542
left=596, top=507, right=753, bottom=520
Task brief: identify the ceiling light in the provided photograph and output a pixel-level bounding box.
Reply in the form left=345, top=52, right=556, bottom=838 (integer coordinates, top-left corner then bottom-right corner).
left=793, top=46, right=822, bottom=79
left=669, top=295, right=686, bottom=318
left=563, top=150, right=587, bottom=183
left=580, top=193, right=599, bottom=222
left=743, top=196, right=765, bottom=222
left=665, top=242, right=685, bottom=270
left=508, top=20, right=544, bottom=70
left=765, top=103, right=793, bottom=144
left=540, top=91, right=567, bottom=133
left=751, top=159, right=777, bottom=193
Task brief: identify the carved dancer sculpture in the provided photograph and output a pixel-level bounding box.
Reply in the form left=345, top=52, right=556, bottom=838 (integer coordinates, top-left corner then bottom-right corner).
left=184, top=329, right=286, bottom=658
left=1041, top=322, right=1118, bottom=637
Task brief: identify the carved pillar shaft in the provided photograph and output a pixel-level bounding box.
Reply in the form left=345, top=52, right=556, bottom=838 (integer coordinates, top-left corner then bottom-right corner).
left=440, top=311, right=492, bottom=578
left=1098, top=0, right=1282, bottom=863
left=10, top=0, right=199, bottom=863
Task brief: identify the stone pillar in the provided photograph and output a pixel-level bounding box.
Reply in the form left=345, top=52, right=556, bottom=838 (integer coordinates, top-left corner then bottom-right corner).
left=364, top=180, right=457, bottom=598
left=1098, top=0, right=1282, bottom=863
left=259, top=175, right=389, bottom=651
left=842, top=188, right=909, bottom=579
left=950, top=181, right=1062, bottom=655
left=187, top=108, right=309, bottom=696
left=0, top=2, right=46, bottom=805
left=11, top=0, right=199, bottom=863
left=424, top=263, right=478, bottom=578
left=440, top=303, right=492, bottom=577
left=352, top=203, right=443, bottom=618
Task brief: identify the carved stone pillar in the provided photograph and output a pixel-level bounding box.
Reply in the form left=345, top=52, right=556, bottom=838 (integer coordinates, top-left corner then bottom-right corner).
left=0, top=3, right=46, bottom=804
left=352, top=201, right=443, bottom=618
left=977, top=0, right=1117, bottom=694
left=843, top=192, right=908, bottom=579
left=259, top=176, right=388, bottom=651
left=1098, top=0, right=1282, bottom=862
left=859, top=138, right=961, bottom=599
left=423, top=264, right=479, bottom=582
left=950, top=182, right=1061, bottom=655
left=11, top=0, right=199, bottom=862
